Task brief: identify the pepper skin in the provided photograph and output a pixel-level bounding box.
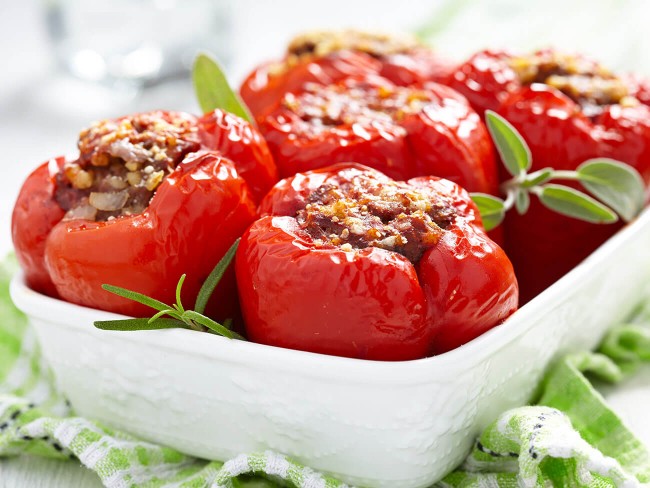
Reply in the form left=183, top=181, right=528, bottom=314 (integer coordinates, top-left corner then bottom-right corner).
left=12, top=110, right=266, bottom=319
left=445, top=50, right=650, bottom=302
left=45, top=151, right=256, bottom=319
left=240, top=30, right=453, bottom=118
left=198, top=109, right=278, bottom=201
left=11, top=157, right=66, bottom=297
left=236, top=164, right=518, bottom=360
left=258, top=75, right=499, bottom=195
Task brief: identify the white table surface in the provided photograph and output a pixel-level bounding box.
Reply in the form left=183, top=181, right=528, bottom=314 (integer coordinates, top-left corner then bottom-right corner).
left=2, top=1, right=650, bottom=486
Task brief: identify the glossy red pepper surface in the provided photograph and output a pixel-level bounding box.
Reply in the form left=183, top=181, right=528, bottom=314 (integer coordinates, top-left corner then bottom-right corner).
left=12, top=157, right=66, bottom=298
left=445, top=50, right=650, bottom=302
left=198, top=109, right=278, bottom=201
left=47, top=151, right=255, bottom=318
left=236, top=164, right=518, bottom=360
left=258, top=75, right=499, bottom=195
left=240, top=30, right=453, bottom=118
left=12, top=110, right=268, bottom=319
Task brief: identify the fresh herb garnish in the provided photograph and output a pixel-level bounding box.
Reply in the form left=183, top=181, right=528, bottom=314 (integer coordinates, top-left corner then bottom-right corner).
left=94, top=239, right=243, bottom=339
left=575, top=159, right=645, bottom=222
left=192, top=53, right=254, bottom=123
left=535, top=184, right=618, bottom=224
left=469, top=193, right=506, bottom=231
left=471, top=111, right=645, bottom=230
left=486, top=111, right=532, bottom=177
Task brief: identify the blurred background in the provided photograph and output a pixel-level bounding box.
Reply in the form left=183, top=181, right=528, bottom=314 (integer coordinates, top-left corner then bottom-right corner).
left=2, top=0, right=650, bottom=258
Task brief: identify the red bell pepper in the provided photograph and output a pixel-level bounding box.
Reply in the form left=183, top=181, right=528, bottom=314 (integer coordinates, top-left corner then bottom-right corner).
left=236, top=163, right=518, bottom=360
left=12, top=110, right=270, bottom=319
left=258, top=74, right=499, bottom=195
left=445, top=49, right=650, bottom=302
left=240, top=30, right=453, bottom=117
left=12, top=157, right=66, bottom=298
left=198, top=109, right=278, bottom=201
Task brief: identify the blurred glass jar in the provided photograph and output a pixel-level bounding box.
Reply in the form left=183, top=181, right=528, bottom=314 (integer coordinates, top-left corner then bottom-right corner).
left=43, top=0, right=231, bottom=85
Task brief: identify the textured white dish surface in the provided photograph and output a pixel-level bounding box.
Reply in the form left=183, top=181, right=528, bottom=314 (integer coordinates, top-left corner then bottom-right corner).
left=11, top=209, right=650, bottom=488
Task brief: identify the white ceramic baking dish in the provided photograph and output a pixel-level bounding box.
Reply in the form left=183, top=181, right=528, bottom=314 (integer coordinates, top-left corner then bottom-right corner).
left=10, top=208, right=650, bottom=488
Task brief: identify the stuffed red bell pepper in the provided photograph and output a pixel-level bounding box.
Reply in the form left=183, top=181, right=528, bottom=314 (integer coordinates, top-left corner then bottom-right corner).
left=258, top=74, right=499, bottom=195
left=197, top=108, right=279, bottom=201
left=240, top=30, right=453, bottom=117
left=12, top=110, right=275, bottom=320
left=445, top=49, right=650, bottom=302
left=236, top=163, right=518, bottom=360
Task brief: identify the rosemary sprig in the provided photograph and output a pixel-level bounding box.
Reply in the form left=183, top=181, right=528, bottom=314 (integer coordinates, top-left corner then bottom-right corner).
left=471, top=111, right=645, bottom=231
left=94, top=239, right=243, bottom=340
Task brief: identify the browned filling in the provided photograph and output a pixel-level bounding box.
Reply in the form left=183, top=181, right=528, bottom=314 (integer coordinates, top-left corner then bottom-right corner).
left=296, top=173, right=455, bottom=263
left=509, top=52, right=638, bottom=117
left=266, top=30, right=423, bottom=76
left=287, top=30, right=421, bottom=60
left=283, top=81, right=430, bottom=131
left=55, top=113, right=200, bottom=222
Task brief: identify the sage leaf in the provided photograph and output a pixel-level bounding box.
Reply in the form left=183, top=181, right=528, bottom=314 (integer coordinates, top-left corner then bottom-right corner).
left=577, top=158, right=644, bottom=222
left=523, top=167, right=554, bottom=188
left=485, top=110, right=532, bottom=177
left=94, top=318, right=184, bottom=331
left=538, top=184, right=618, bottom=224
left=194, top=239, right=240, bottom=314
left=471, top=193, right=506, bottom=231
left=515, top=189, right=530, bottom=214
left=193, top=53, right=253, bottom=123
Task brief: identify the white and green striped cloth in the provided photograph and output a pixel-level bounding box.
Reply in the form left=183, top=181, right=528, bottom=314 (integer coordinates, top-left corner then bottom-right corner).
left=2, top=254, right=650, bottom=487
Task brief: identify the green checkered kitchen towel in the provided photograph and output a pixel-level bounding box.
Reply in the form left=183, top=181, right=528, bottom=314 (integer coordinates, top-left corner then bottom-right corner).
left=2, top=254, right=650, bottom=488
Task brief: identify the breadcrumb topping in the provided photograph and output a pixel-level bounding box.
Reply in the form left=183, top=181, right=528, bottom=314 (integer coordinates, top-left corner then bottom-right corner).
left=55, top=112, right=200, bottom=222
left=288, top=30, right=421, bottom=59
left=267, top=30, right=423, bottom=76
left=510, top=52, right=638, bottom=117
left=296, top=172, right=455, bottom=263
left=282, top=80, right=431, bottom=132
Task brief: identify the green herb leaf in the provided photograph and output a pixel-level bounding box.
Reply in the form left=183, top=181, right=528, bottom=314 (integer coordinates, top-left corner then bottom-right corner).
left=194, top=238, right=240, bottom=314
left=470, top=193, right=506, bottom=231
left=99, top=241, right=242, bottom=340
left=485, top=110, right=532, bottom=177
left=537, top=184, right=619, bottom=224
left=182, top=310, right=233, bottom=339
left=193, top=53, right=253, bottom=123
left=94, top=318, right=185, bottom=331
left=98, top=238, right=244, bottom=340
left=523, top=167, right=554, bottom=188
left=148, top=309, right=181, bottom=324
left=576, top=158, right=645, bottom=223
left=101, top=284, right=172, bottom=313
left=515, top=189, right=530, bottom=214
left=175, top=274, right=186, bottom=313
